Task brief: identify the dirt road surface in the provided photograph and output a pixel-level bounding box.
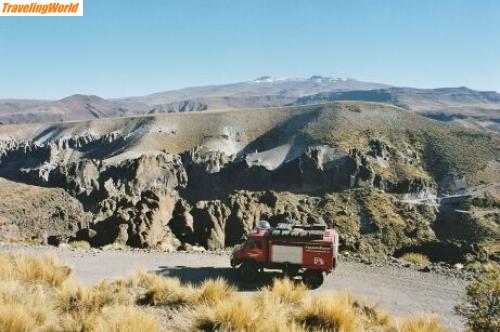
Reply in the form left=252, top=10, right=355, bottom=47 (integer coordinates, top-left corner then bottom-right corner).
left=0, top=245, right=467, bottom=331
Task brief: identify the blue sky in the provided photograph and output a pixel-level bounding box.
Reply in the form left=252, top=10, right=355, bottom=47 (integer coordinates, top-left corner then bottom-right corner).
left=1, top=0, right=499, bottom=99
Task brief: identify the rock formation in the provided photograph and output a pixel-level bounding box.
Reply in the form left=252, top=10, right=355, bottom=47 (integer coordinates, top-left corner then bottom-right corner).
left=0, top=103, right=497, bottom=263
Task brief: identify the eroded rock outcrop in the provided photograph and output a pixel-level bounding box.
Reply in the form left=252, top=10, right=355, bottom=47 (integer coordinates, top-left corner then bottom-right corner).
left=190, top=200, right=231, bottom=250
left=0, top=122, right=496, bottom=264
left=0, top=133, right=188, bottom=248
left=0, top=136, right=439, bottom=252
left=172, top=187, right=444, bottom=258
left=88, top=190, right=180, bottom=249
left=168, top=199, right=195, bottom=244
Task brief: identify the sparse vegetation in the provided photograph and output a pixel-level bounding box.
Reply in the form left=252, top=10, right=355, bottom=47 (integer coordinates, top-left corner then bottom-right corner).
left=400, top=253, right=431, bottom=265
left=263, top=277, right=307, bottom=304
left=295, top=292, right=361, bottom=331
left=467, top=192, right=500, bottom=209
left=101, top=242, right=130, bottom=251
left=398, top=315, right=451, bottom=332
left=0, top=252, right=71, bottom=286
left=0, top=252, right=451, bottom=331
left=68, top=240, right=91, bottom=250
left=456, top=263, right=500, bottom=332
left=0, top=253, right=159, bottom=332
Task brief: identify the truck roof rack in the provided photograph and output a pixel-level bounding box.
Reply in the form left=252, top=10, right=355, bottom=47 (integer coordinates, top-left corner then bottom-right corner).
left=292, top=224, right=326, bottom=231
left=275, top=223, right=293, bottom=230
left=269, top=227, right=324, bottom=240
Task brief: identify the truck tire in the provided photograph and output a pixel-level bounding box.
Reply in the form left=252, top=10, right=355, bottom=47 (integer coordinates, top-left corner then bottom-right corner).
left=302, top=269, right=324, bottom=289
left=238, top=261, right=259, bottom=282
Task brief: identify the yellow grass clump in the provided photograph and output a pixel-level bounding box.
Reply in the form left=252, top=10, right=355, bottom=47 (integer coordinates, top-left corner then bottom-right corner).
left=126, top=270, right=196, bottom=306
left=0, top=252, right=71, bottom=286
left=262, top=277, right=307, bottom=304
left=195, top=296, right=259, bottom=331
left=190, top=293, right=302, bottom=332
left=398, top=315, right=450, bottom=332
left=295, top=292, right=361, bottom=331
left=89, top=305, right=162, bottom=332
left=400, top=253, right=431, bottom=265
left=125, top=271, right=234, bottom=306
left=0, top=253, right=159, bottom=331
left=198, top=277, right=236, bottom=304
left=0, top=281, right=58, bottom=332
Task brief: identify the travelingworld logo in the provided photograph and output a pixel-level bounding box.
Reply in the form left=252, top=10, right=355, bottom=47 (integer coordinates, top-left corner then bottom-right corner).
left=1, top=0, right=83, bottom=16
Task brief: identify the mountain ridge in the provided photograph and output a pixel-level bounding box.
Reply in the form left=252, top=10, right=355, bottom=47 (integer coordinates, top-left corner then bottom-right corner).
left=0, top=76, right=498, bottom=133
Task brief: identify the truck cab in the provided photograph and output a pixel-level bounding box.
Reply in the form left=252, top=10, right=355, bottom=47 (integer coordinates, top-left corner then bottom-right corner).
left=230, top=221, right=339, bottom=289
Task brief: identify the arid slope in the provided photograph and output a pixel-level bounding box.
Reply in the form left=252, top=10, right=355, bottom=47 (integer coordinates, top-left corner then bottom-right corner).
left=0, top=103, right=498, bottom=262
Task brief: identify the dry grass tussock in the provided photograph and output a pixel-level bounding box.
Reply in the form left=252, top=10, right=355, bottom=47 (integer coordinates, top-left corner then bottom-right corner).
left=400, top=253, right=431, bottom=265
left=0, top=252, right=71, bottom=286
left=397, top=315, right=450, bottom=332
left=67, top=240, right=91, bottom=250
left=124, top=271, right=235, bottom=306
left=0, top=252, right=450, bottom=332
left=263, top=277, right=307, bottom=304
left=0, top=253, right=160, bottom=332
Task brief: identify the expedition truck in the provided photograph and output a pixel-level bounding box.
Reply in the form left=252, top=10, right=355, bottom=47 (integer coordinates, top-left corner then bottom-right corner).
left=230, top=221, right=339, bottom=289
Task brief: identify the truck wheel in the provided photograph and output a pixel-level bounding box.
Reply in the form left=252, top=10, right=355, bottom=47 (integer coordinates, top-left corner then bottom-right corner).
left=302, top=269, right=324, bottom=289
left=238, top=261, right=259, bottom=282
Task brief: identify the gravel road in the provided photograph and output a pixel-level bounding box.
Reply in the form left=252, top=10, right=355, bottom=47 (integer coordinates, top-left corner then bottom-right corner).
left=0, top=245, right=467, bottom=331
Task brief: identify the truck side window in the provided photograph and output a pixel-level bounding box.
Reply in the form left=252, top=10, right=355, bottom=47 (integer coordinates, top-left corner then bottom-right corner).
left=249, top=241, right=262, bottom=249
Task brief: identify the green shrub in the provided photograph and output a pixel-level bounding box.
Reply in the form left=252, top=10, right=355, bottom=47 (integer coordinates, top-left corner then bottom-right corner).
left=456, top=264, right=500, bottom=332
left=467, top=193, right=500, bottom=209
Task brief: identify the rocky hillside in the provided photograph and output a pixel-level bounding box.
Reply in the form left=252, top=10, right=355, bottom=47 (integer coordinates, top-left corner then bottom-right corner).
left=0, top=178, right=90, bottom=244
left=0, top=102, right=498, bottom=262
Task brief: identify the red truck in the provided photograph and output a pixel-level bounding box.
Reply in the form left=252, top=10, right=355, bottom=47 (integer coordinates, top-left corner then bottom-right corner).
left=230, top=222, right=339, bottom=289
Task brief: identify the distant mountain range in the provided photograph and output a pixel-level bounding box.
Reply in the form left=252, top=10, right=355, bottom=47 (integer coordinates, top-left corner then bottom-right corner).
left=0, top=76, right=499, bottom=132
